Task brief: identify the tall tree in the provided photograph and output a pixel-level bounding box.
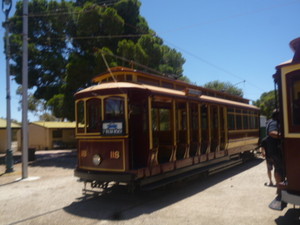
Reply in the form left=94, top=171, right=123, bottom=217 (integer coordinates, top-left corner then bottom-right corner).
left=204, top=80, right=243, bottom=97
left=9, top=0, right=186, bottom=121
left=253, top=90, right=276, bottom=119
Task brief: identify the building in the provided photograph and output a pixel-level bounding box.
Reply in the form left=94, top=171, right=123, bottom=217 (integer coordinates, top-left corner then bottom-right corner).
left=0, top=118, right=21, bottom=153
left=29, top=121, right=76, bottom=150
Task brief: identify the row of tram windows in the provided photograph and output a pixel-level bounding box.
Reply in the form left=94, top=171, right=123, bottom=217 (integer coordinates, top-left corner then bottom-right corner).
left=76, top=96, right=125, bottom=134
left=151, top=101, right=259, bottom=163
left=227, top=108, right=259, bottom=130
left=75, top=96, right=259, bottom=148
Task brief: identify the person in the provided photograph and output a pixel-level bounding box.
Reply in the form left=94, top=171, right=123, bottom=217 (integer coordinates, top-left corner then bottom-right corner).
left=260, top=136, right=274, bottom=187
left=266, top=110, right=287, bottom=211
left=265, top=110, right=285, bottom=195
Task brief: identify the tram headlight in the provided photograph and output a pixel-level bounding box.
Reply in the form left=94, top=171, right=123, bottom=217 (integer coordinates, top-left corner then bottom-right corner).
left=92, top=154, right=102, bottom=166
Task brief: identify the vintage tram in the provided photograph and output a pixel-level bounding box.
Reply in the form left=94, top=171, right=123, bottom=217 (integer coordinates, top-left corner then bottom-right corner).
left=74, top=66, right=260, bottom=191
left=274, top=37, right=300, bottom=206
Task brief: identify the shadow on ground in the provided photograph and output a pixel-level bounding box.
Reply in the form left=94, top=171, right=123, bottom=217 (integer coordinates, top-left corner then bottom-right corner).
left=29, top=151, right=77, bottom=169
left=0, top=150, right=77, bottom=169
left=64, top=158, right=264, bottom=221
left=275, top=208, right=300, bottom=225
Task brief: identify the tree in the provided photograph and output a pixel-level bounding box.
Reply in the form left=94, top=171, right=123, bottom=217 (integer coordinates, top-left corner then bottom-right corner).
left=204, top=80, right=243, bottom=97
left=253, top=90, right=276, bottom=119
left=9, top=0, right=186, bottom=121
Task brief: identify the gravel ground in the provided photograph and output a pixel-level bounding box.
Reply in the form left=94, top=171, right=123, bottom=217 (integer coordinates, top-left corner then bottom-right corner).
left=0, top=150, right=299, bottom=225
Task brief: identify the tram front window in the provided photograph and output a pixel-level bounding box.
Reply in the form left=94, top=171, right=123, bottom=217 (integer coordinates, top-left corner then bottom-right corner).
left=86, top=98, right=101, bottom=133
left=104, top=97, right=125, bottom=120
left=76, top=101, right=85, bottom=133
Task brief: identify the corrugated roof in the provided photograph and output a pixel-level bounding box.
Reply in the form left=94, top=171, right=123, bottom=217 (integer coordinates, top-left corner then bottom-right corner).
left=0, top=118, right=21, bottom=129
left=31, top=121, right=76, bottom=129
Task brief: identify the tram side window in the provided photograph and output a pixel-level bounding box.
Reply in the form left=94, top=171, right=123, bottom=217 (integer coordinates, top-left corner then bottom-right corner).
left=160, top=109, right=171, bottom=131
left=76, top=101, right=85, bottom=133
left=86, top=98, right=101, bottom=133
left=243, top=110, right=249, bottom=129
left=151, top=108, right=171, bottom=131
left=104, top=97, right=124, bottom=120
left=249, top=111, right=255, bottom=129
left=235, top=109, right=243, bottom=130
left=177, top=103, right=187, bottom=131
left=227, top=108, right=235, bottom=130
left=290, top=76, right=300, bottom=126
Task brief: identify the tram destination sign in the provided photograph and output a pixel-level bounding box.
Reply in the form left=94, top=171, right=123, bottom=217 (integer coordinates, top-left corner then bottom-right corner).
left=102, top=121, right=124, bottom=136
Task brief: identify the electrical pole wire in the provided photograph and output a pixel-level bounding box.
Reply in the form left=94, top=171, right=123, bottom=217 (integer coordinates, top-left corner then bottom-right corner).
left=22, top=0, right=29, bottom=179
left=2, top=0, right=13, bottom=173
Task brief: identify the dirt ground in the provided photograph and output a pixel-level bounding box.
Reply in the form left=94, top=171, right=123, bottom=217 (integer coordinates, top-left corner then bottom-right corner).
left=0, top=150, right=299, bottom=225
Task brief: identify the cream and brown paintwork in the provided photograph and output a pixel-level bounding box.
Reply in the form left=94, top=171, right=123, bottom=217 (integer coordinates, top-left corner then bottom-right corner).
left=274, top=38, right=300, bottom=200
left=74, top=67, right=260, bottom=186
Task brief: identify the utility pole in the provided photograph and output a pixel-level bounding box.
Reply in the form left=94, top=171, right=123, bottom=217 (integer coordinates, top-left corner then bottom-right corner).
left=22, top=0, right=29, bottom=179
left=2, top=0, right=13, bottom=173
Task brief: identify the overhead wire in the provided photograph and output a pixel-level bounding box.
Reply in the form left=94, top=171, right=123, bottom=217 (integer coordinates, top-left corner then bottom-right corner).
left=97, top=48, right=172, bottom=78
left=12, top=0, right=299, bottom=98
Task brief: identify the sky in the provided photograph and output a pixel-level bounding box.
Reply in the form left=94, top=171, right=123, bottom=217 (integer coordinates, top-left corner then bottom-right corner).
left=0, top=0, right=300, bottom=122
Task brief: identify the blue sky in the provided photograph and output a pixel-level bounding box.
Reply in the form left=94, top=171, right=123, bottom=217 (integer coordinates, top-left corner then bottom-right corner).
left=1, top=0, right=300, bottom=122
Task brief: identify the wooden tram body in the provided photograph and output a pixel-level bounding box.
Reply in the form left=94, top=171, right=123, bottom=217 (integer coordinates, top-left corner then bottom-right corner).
left=74, top=67, right=260, bottom=190
left=274, top=38, right=300, bottom=205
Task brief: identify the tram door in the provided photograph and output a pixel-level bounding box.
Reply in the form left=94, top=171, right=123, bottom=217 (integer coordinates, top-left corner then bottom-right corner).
left=129, top=98, right=149, bottom=169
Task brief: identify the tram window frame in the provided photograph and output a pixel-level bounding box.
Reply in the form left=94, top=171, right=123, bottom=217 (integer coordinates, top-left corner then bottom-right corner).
left=236, top=111, right=243, bottom=130
left=286, top=71, right=300, bottom=131
left=243, top=110, right=249, bottom=129
left=151, top=105, right=171, bottom=132
left=86, top=98, right=102, bottom=133
left=227, top=108, right=236, bottom=130
left=227, top=108, right=258, bottom=130
left=159, top=108, right=171, bottom=131
left=104, top=96, right=125, bottom=121
left=249, top=111, right=255, bottom=129
left=76, top=100, right=85, bottom=133
left=190, top=103, right=199, bottom=130
left=201, top=105, right=208, bottom=131
left=177, top=102, right=187, bottom=131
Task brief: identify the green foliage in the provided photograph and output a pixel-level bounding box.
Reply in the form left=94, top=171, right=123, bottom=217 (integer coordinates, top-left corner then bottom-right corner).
left=204, top=80, right=243, bottom=97
left=9, top=0, right=186, bottom=121
left=177, top=76, right=191, bottom=83
left=39, top=113, right=60, bottom=122
left=252, top=90, right=276, bottom=119
left=46, top=94, right=65, bottom=119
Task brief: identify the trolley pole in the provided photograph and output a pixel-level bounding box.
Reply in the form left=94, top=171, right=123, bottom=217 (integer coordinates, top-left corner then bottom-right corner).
left=2, top=0, right=13, bottom=173
left=22, top=0, right=29, bottom=179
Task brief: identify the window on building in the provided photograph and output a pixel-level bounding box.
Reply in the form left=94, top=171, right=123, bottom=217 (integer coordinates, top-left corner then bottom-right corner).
left=53, top=130, right=62, bottom=138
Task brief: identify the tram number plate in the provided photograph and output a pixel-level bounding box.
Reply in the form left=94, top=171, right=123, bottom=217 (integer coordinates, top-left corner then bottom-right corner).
left=102, top=121, right=124, bottom=135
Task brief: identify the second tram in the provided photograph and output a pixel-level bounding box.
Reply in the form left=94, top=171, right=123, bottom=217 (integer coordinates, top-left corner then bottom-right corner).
left=74, top=67, right=260, bottom=191
left=273, top=37, right=300, bottom=207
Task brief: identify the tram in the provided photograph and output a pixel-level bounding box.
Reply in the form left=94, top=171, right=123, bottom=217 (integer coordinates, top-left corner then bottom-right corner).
left=74, top=66, right=260, bottom=191
left=273, top=37, right=300, bottom=206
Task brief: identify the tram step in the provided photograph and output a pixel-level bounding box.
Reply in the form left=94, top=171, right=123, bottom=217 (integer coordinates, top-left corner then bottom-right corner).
left=142, top=158, right=243, bottom=191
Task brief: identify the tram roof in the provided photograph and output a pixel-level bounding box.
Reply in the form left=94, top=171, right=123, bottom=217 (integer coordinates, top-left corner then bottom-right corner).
left=276, top=37, right=300, bottom=69
left=75, top=82, right=259, bottom=110
left=92, top=67, right=249, bottom=104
